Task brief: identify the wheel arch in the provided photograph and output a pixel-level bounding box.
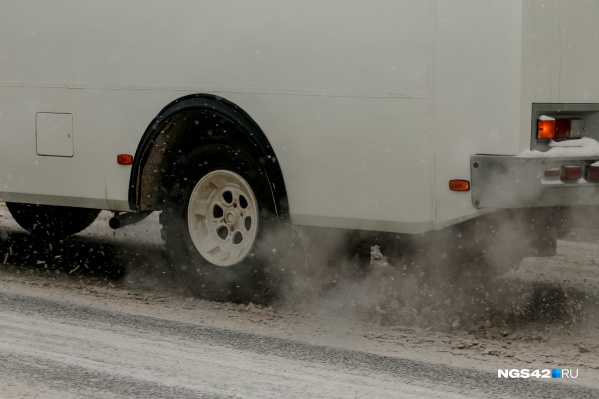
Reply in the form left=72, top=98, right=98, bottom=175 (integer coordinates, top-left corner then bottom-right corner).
left=129, top=94, right=288, bottom=219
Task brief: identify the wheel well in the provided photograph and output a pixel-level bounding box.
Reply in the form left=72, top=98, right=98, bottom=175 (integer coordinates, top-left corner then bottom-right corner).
left=130, top=94, right=288, bottom=219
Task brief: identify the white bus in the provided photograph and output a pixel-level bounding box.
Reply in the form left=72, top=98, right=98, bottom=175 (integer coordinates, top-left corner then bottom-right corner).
left=2, top=1, right=599, bottom=300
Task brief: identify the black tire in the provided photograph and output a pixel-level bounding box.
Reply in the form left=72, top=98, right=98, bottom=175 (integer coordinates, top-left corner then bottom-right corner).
left=160, top=142, right=287, bottom=303
left=6, top=202, right=100, bottom=239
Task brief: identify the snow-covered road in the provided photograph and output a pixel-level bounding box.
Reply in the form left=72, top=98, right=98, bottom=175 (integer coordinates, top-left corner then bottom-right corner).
left=1, top=288, right=597, bottom=399
left=0, top=207, right=598, bottom=398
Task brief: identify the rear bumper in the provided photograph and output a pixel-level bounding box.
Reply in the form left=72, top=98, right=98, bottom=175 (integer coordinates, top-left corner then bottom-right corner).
left=471, top=155, right=599, bottom=208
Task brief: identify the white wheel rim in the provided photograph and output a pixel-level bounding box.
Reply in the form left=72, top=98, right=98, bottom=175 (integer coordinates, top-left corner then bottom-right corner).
left=187, top=170, right=259, bottom=267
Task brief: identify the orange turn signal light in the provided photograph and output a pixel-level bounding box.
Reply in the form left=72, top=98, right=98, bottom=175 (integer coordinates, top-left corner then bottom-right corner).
left=449, top=180, right=470, bottom=191
left=537, top=119, right=556, bottom=139
left=117, top=154, right=134, bottom=165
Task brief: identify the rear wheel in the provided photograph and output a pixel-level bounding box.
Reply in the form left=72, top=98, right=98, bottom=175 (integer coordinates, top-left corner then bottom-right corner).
left=6, top=202, right=100, bottom=239
left=160, top=143, right=287, bottom=302
left=186, top=169, right=260, bottom=267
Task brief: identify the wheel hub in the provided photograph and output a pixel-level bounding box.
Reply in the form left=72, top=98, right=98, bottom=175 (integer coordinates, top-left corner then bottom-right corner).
left=187, top=170, right=259, bottom=267
left=225, top=212, right=235, bottom=224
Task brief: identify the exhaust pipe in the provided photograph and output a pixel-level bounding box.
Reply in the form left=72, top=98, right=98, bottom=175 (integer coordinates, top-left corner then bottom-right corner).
left=109, top=211, right=153, bottom=229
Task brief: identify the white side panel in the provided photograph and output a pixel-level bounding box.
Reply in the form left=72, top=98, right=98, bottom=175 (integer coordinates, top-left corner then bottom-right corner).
left=70, top=89, right=176, bottom=211
left=0, top=88, right=108, bottom=208
left=519, top=0, right=536, bottom=152
left=0, top=0, right=108, bottom=208
left=246, top=96, right=433, bottom=232
left=72, top=0, right=430, bottom=95
left=2, top=0, right=436, bottom=231
left=530, top=0, right=561, bottom=104
left=433, top=1, right=523, bottom=227
left=88, top=91, right=434, bottom=231
left=72, top=0, right=436, bottom=230
left=559, top=0, right=599, bottom=103
left=0, top=0, right=73, bottom=84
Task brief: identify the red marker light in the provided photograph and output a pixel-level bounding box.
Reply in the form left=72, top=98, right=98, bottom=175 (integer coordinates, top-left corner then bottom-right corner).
left=587, top=165, right=599, bottom=182
left=117, top=154, right=134, bottom=165
left=561, top=165, right=582, bottom=181
left=555, top=119, right=571, bottom=138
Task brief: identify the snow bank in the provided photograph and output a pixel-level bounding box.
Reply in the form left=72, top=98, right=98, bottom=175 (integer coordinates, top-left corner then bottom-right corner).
left=517, top=137, right=599, bottom=158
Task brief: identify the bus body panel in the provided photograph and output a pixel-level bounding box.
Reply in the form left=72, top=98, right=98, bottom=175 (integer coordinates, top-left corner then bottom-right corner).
left=2, top=1, right=599, bottom=233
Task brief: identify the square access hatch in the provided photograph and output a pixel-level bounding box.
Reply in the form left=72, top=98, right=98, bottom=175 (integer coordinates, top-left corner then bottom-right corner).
left=36, top=112, right=73, bottom=157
